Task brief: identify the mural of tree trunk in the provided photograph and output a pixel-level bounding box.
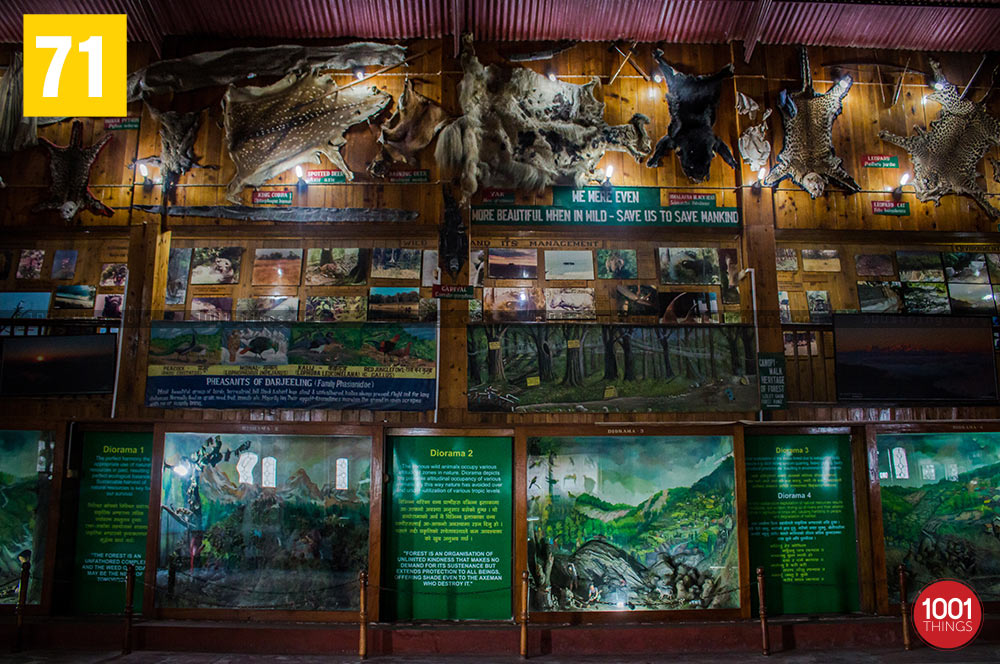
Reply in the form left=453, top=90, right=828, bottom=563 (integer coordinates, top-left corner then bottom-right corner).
left=483, top=324, right=508, bottom=383
left=656, top=327, right=676, bottom=379
left=562, top=324, right=584, bottom=387
left=467, top=329, right=482, bottom=385
left=526, top=325, right=554, bottom=382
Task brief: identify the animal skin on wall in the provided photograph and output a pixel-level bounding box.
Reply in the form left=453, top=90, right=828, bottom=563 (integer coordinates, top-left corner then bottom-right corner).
left=880, top=60, right=1000, bottom=219
left=763, top=47, right=859, bottom=199
left=645, top=51, right=737, bottom=182
left=436, top=34, right=651, bottom=203
left=222, top=71, right=392, bottom=203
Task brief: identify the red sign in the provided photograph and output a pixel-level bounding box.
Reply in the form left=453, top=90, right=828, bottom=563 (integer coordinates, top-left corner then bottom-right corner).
left=913, top=579, right=983, bottom=650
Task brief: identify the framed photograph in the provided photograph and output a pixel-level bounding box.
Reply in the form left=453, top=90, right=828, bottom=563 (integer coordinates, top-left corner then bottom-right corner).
left=16, top=249, right=44, bottom=279
left=658, top=290, right=719, bottom=324
left=252, top=248, right=302, bottom=286
left=165, top=248, right=192, bottom=305
left=895, top=251, right=943, bottom=282
left=488, top=248, right=537, bottom=280
left=304, top=296, right=367, bottom=322
left=483, top=287, right=543, bottom=322
left=371, top=248, right=422, bottom=280
left=544, top=287, right=596, bottom=320
left=941, top=252, right=988, bottom=284
left=946, top=283, right=994, bottom=315
left=596, top=249, right=637, bottom=279
left=50, top=249, right=78, bottom=279
left=658, top=247, right=720, bottom=285
left=190, top=247, right=243, bottom=284
left=99, top=263, right=129, bottom=287
left=854, top=254, right=894, bottom=278
left=235, top=296, right=299, bottom=321
left=857, top=281, right=904, bottom=314
left=801, top=249, right=841, bottom=272
left=614, top=285, right=658, bottom=317
left=806, top=290, right=831, bottom=323
left=190, top=297, right=233, bottom=321
left=775, top=247, right=798, bottom=272
left=901, top=282, right=950, bottom=314
left=304, top=248, right=368, bottom=286
left=53, top=284, right=96, bottom=310
left=367, top=287, right=420, bottom=321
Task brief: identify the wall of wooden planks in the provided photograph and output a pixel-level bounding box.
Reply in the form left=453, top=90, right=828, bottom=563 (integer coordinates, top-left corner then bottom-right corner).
left=1, top=38, right=999, bottom=426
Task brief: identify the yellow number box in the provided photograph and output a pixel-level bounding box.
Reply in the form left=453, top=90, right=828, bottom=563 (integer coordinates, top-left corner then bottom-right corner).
left=23, top=14, right=126, bottom=117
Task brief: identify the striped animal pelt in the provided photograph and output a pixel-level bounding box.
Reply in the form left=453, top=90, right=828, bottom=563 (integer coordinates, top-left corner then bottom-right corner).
left=437, top=34, right=651, bottom=203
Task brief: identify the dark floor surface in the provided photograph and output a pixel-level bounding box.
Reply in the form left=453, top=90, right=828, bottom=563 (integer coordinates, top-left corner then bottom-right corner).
left=2, top=646, right=1000, bottom=664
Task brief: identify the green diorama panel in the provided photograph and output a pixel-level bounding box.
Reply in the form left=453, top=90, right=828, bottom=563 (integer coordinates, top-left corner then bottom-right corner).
left=875, top=432, right=1000, bottom=602
left=73, top=431, right=153, bottom=614
left=385, top=436, right=513, bottom=621
left=0, top=430, right=54, bottom=605
left=745, top=434, right=860, bottom=615
left=158, top=432, right=371, bottom=610
left=527, top=435, right=738, bottom=612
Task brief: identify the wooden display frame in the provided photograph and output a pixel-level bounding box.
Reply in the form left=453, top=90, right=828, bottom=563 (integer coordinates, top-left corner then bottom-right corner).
left=865, top=420, right=1000, bottom=617
left=516, top=422, right=748, bottom=624
left=147, top=422, right=379, bottom=622
left=0, top=420, right=67, bottom=617
left=382, top=427, right=517, bottom=623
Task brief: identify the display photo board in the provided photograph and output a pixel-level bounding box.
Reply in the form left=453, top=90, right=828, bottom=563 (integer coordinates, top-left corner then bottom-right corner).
left=73, top=431, right=153, bottom=614
left=745, top=434, right=860, bottom=615
left=527, top=434, right=739, bottom=612
left=384, top=435, right=513, bottom=620
left=875, top=431, right=1000, bottom=603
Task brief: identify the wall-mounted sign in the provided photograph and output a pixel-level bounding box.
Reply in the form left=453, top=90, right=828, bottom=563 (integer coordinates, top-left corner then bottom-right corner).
left=757, top=352, right=787, bottom=410
left=73, top=431, right=152, bottom=614
left=432, top=284, right=475, bottom=299
left=862, top=155, right=899, bottom=168
left=385, top=435, right=512, bottom=620
left=251, top=190, right=293, bottom=205
left=746, top=434, right=860, bottom=615
left=872, top=200, right=909, bottom=216
left=668, top=192, right=717, bottom=207
left=103, top=117, right=140, bottom=130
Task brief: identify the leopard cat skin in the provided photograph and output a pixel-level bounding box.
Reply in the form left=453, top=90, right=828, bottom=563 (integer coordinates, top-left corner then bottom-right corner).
left=763, top=47, right=860, bottom=198
left=880, top=59, right=1000, bottom=219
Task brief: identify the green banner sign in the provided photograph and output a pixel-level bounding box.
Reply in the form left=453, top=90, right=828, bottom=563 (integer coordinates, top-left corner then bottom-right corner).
left=745, top=434, right=860, bottom=615
left=73, top=431, right=153, bottom=614
left=758, top=353, right=787, bottom=410
left=385, top=435, right=512, bottom=620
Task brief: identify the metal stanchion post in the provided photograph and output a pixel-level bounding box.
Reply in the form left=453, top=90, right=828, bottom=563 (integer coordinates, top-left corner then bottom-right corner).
left=899, top=565, right=911, bottom=651
left=520, top=571, right=529, bottom=659
left=359, top=570, right=368, bottom=660
left=13, top=560, right=30, bottom=653
left=757, top=567, right=770, bottom=656
left=123, top=564, right=136, bottom=655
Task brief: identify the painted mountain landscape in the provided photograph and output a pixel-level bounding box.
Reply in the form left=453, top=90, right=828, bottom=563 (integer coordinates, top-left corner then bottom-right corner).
left=158, top=433, right=371, bottom=610
left=876, top=432, right=1000, bottom=602
left=527, top=435, right=738, bottom=611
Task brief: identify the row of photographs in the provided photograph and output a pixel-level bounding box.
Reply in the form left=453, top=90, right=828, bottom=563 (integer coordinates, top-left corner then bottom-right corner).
left=1, top=289, right=123, bottom=319
left=1, top=249, right=128, bottom=285
left=469, top=286, right=742, bottom=324
left=780, top=281, right=1000, bottom=323
left=469, top=247, right=739, bottom=288
left=777, top=248, right=1000, bottom=284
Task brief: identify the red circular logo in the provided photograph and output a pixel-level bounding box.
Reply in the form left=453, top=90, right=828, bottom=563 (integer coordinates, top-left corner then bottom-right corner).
left=912, top=579, right=983, bottom=650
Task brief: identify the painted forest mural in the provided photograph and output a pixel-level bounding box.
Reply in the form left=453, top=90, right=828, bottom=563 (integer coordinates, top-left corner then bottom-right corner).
left=468, top=324, right=758, bottom=412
